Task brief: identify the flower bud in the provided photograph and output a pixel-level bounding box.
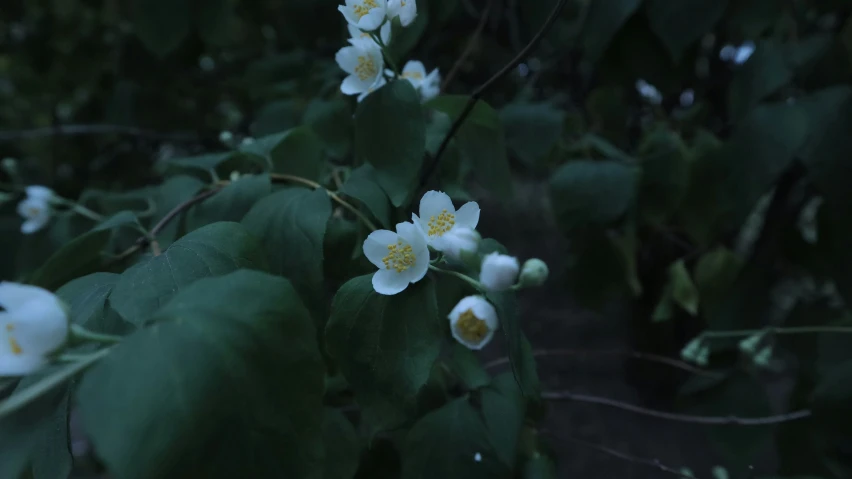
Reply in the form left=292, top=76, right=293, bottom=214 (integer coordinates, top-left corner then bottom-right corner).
left=448, top=295, right=499, bottom=350
left=442, top=227, right=480, bottom=261
left=738, top=331, right=765, bottom=355
left=518, top=258, right=549, bottom=288
left=680, top=337, right=703, bottom=362
left=479, top=252, right=520, bottom=292
left=0, top=281, right=69, bottom=376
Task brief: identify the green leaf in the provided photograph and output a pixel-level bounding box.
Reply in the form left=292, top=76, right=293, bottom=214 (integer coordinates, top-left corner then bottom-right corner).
left=77, top=270, right=325, bottom=479
left=156, top=151, right=233, bottom=175
left=449, top=343, right=491, bottom=390
left=427, top=96, right=513, bottom=198
left=93, top=210, right=143, bottom=233
left=401, top=397, right=508, bottom=479
left=304, top=98, right=353, bottom=160
left=580, top=0, right=643, bottom=61
left=323, top=408, right=362, bottom=479
left=694, top=247, right=743, bottom=311
left=340, top=165, right=392, bottom=229
left=798, top=87, right=852, bottom=209
left=241, top=127, right=325, bottom=181
left=637, top=126, right=690, bottom=222
left=27, top=229, right=112, bottom=291
left=727, top=40, right=794, bottom=122
left=355, top=80, right=426, bottom=207
left=500, top=102, right=564, bottom=167
left=548, top=160, right=638, bottom=233
left=487, top=292, right=540, bottom=398
left=131, top=0, right=191, bottom=57
left=646, top=0, right=728, bottom=61
left=480, top=373, right=526, bottom=469
left=187, top=174, right=272, bottom=229
left=669, top=259, right=699, bottom=315
left=55, top=272, right=126, bottom=333
left=111, top=222, right=268, bottom=326
left=522, top=454, right=558, bottom=479
left=242, top=188, right=332, bottom=315
left=325, top=275, right=442, bottom=432
left=151, top=175, right=205, bottom=246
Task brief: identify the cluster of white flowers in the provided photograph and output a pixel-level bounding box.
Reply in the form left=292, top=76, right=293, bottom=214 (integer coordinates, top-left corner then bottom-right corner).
left=719, top=40, right=755, bottom=65
left=0, top=282, right=69, bottom=376
left=335, top=0, right=440, bottom=102
left=362, top=190, right=549, bottom=349
left=16, top=185, right=55, bottom=234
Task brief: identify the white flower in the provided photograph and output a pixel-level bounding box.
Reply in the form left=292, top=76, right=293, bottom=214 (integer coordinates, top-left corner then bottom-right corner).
left=0, top=282, right=69, bottom=376
left=399, top=60, right=428, bottom=88
left=448, top=295, right=499, bottom=350
left=336, top=38, right=385, bottom=98
left=441, top=227, right=480, bottom=261
left=358, top=75, right=387, bottom=103
left=339, top=0, right=388, bottom=31
left=347, top=21, right=392, bottom=46
left=387, top=0, right=417, bottom=27
left=421, top=68, right=441, bottom=100
left=363, top=221, right=429, bottom=295
left=635, top=79, right=662, bottom=105
left=679, top=89, right=695, bottom=108
left=518, top=258, right=549, bottom=287
left=733, top=41, right=755, bottom=64
left=479, top=253, right=519, bottom=292
left=412, top=190, right=480, bottom=252
left=16, top=185, right=54, bottom=234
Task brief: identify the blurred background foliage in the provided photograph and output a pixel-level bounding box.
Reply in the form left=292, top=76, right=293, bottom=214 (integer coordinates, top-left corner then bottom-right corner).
left=3, top=0, right=852, bottom=477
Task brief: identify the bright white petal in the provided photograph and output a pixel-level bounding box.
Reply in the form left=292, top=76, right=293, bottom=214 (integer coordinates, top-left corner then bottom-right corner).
left=335, top=46, right=360, bottom=73
left=372, top=269, right=409, bottom=295
left=20, top=218, right=47, bottom=234
left=25, top=186, right=53, bottom=201
left=9, top=299, right=69, bottom=355
left=396, top=221, right=426, bottom=250
left=399, top=0, right=417, bottom=26
left=0, top=282, right=57, bottom=311
left=380, top=21, right=392, bottom=45
left=419, top=190, right=455, bottom=220
left=342, top=75, right=369, bottom=95
left=363, top=230, right=399, bottom=267
left=339, top=5, right=361, bottom=27
left=0, top=354, right=48, bottom=377
left=359, top=9, right=387, bottom=31
left=454, top=202, right=480, bottom=229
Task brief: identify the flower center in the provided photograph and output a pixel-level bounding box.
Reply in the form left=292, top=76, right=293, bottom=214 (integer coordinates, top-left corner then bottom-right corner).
left=382, top=240, right=416, bottom=273
left=353, top=0, right=378, bottom=19
left=355, top=56, right=378, bottom=81
left=403, top=71, right=423, bottom=80
left=8, top=336, right=22, bottom=355
left=455, top=309, right=489, bottom=343
left=427, top=209, right=455, bottom=237
left=25, top=206, right=42, bottom=218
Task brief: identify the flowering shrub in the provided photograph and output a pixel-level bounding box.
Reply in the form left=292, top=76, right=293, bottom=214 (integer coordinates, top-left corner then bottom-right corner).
left=2, top=1, right=852, bottom=479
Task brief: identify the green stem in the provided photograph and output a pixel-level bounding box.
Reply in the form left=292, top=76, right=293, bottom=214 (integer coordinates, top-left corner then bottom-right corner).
left=373, top=33, right=400, bottom=76
left=70, top=324, right=123, bottom=344
left=429, top=265, right=483, bottom=291
left=54, top=197, right=104, bottom=222
left=702, top=326, right=852, bottom=339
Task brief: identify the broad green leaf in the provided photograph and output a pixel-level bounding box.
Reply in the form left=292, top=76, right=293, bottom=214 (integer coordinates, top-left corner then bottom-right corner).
left=340, top=165, right=392, bottom=229
left=111, top=222, right=268, bottom=326
left=427, top=96, right=512, bottom=198
left=500, top=102, right=564, bottom=168
left=323, top=408, right=362, bottom=479
left=669, top=259, right=699, bottom=315
left=155, top=152, right=232, bottom=176
left=727, top=40, right=794, bottom=122
left=401, top=397, right=508, bottom=479
left=694, top=247, right=743, bottom=309
left=637, top=126, right=690, bottom=222
left=131, top=0, right=191, bottom=57
left=93, top=210, right=143, bottom=233
left=487, top=292, right=540, bottom=398
left=187, top=174, right=272, bottom=229
left=151, top=175, right=205, bottom=246
left=77, top=270, right=325, bottom=479
left=481, top=373, right=526, bottom=469
left=548, top=160, right=638, bottom=233
left=55, top=272, right=126, bottom=333
left=449, top=343, right=491, bottom=390
left=27, top=229, right=112, bottom=291
left=304, top=98, right=353, bottom=160
left=241, top=127, right=324, bottom=181
left=580, top=0, right=643, bottom=61
left=250, top=100, right=301, bottom=137
left=355, top=80, right=426, bottom=207
left=798, top=87, right=852, bottom=209
left=646, top=0, right=728, bottom=61
left=325, top=275, right=442, bottom=432
left=242, top=188, right=331, bottom=315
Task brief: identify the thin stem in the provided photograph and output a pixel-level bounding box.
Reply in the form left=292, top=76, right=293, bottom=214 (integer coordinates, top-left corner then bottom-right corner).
left=70, top=324, right=123, bottom=345
left=150, top=187, right=223, bottom=237
left=71, top=203, right=104, bottom=222
left=415, top=0, right=569, bottom=196
left=373, top=33, right=400, bottom=76
left=270, top=173, right=377, bottom=231
left=441, top=0, right=494, bottom=91
left=429, top=265, right=483, bottom=291
left=0, top=124, right=197, bottom=142
left=702, top=325, right=852, bottom=340
left=541, top=390, right=812, bottom=425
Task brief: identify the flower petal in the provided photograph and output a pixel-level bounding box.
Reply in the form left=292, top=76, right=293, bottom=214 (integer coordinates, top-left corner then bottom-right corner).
left=372, top=269, right=409, bottom=295
left=419, top=190, right=455, bottom=220
left=454, top=201, right=480, bottom=229
left=395, top=221, right=425, bottom=249
left=341, top=75, right=368, bottom=95
left=10, top=298, right=69, bottom=355
left=0, top=353, right=48, bottom=377
left=380, top=21, right=392, bottom=45
left=359, top=9, right=386, bottom=31
left=363, top=229, right=399, bottom=268
left=25, top=186, right=53, bottom=201
left=0, top=282, right=56, bottom=311
left=335, top=46, right=360, bottom=73
left=338, top=5, right=361, bottom=26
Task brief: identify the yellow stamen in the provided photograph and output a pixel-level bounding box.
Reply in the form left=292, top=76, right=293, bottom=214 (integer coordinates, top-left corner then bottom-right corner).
left=4, top=323, right=13, bottom=332
left=403, top=70, right=424, bottom=80
left=353, top=0, right=379, bottom=19
left=8, top=336, right=22, bottom=355
left=455, top=309, right=489, bottom=343
left=355, top=56, right=378, bottom=81
left=382, top=240, right=417, bottom=273
left=427, top=209, right=455, bottom=237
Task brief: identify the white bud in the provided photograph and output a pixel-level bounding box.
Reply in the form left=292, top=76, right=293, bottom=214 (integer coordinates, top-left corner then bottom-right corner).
left=0, top=281, right=69, bottom=376
left=479, top=252, right=520, bottom=292
left=441, top=227, right=480, bottom=261
left=752, top=345, right=773, bottom=367
left=448, top=295, right=499, bottom=350
left=518, top=258, right=549, bottom=288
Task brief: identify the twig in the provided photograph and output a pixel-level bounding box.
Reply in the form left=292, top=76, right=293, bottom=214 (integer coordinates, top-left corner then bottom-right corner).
left=541, top=390, right=812, bottom=425
left=0, top=124, right=197, bottom=142
left=441, top=0, right=494, bottom=92
left=547, top=433, right=700, bottom=478
left=150, top=187, right=223, bottom=238
left=270, top=173, right=378, bottom=231
left=483, top=348, right=721, bottom=378
left=416, top=0, right=569, bottom=194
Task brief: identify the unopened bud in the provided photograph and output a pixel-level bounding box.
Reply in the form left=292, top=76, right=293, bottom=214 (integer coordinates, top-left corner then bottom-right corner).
left=219, top=130, right=234, bottom=145
left=738, top=331, right=765, bottom=355
left=753, top=345, right=773, bottom=367
left=695, top=346, right=710, bottom=367
left=680, top=337, right=703, bottom=362
left=712, top=465, right=730, bottom=479
left=518, top=258, right=549, bottom=288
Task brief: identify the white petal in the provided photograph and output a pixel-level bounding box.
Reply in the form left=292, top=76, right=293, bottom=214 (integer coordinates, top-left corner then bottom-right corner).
left=25, top=186, right=54, bottom=201
left=335, top=46, right=360, bottom=73
left=396, top=221, right=426, bottom=250
left=480, top=253, right=520, bottom=292
left=338, top=5, right=361, bottom=27
left=402, top=60, right=427, bottom=80
left=0, top=353, right=48, bottom=377
left=380, top=21, right=392, bottom=45
left=454, top=202, right=480, bottom=229
left=399, top=0, right=417, bottom=26
left=0, top=282, right=58, bottom=311
left=8, top=298, right=69, bottom=355
left=372, top=269, right=409, bottom=295
left=359, top=9, right=387, bottom=31
left=20, top=218, right=47, bottom=234
left=363, top=229, right=399, bottom=268
left=342, top=75, right=369, bottom=95
left=419, top=190, right=455, bottom=220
